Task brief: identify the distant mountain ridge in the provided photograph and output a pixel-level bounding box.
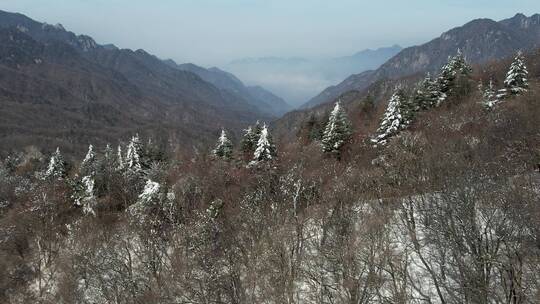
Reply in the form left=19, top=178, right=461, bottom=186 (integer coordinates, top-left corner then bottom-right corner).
left=302, top=13, right=540, bottom=109
left=165, top=60, right=291, bottom=117
left=225, top=45, right=402, bottom=106
left=0, top=10, right=276, bottom=153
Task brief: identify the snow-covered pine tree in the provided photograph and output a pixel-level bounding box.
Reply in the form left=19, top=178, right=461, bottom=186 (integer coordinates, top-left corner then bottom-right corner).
left=129, top=179, right=160, bottom=221
left=371, top=88, right=408, bottom=145
left=241, top=125, right=261, bottom=156
left=413, top=74, right=442, bottom=110
left=253, top=120, right=263, bottom=138
left=212, top=129, right=233, bottom=159
left=321, top=101, right=352, bottom=154
left=72, top=176, right=97, bottom=216
left=116, top=145, right=124, bottom=170
left=503, top=51, right=529, bottom=95
left=103, top=144, right=113, bottom=161
left=125, top=134, right=143, bottom=172
left=437, top=49, right=472, bottom=103
left=482, top=80, right=499, bottom=109
left=101, top=144, right=118, bottom=171
left=44, top=147, right=66, bottom=180
left=452, top=49, right=473, bottom=76
left=128, top=179, right=176, bottom=226
left=79, top=144, right=97, bottom=177
left=253, top=124, right=277, bottom=162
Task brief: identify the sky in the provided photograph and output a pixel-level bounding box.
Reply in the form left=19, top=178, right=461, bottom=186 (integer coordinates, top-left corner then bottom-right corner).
left=1, top=0, right=538, bottom=65
left=0, top=0, right=539, bottom=105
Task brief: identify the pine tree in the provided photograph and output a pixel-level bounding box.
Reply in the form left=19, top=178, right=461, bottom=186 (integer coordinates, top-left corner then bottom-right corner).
left=482, top=80, right=499, bottom=109
left=253, top=121, right=263, bottom=138
left=129, top=179, right=161, bottom=221
left=241, top=126, right=258, bottom=155
left=80, top=144, right=97, bottom=177
left=371, top=88, right=408, bottom=145
left=437, top=49, right=472, bottom=103
left=72, top=176, right=97, bottom=216
left=503, top=51, right=529, bottom=95
left=212, top=129, right=233, bottom=159
left=117, top=145, right=124, bottom=170
left=413, top=74, right=442, bottom=110
left=452, top=49, right=473, bottom=76
left=44, top=147, right=66, bottom=180
left=253, top=124, right=277, bottom=162
left=103, top=144, right=113, bottom=162
left=321, top=101, right=352, bottom=154
left=101, top=144, right=117, bottom=170
left=125, top=134, right=143, bottom=172
left=128, top=179, right=175, bottom=226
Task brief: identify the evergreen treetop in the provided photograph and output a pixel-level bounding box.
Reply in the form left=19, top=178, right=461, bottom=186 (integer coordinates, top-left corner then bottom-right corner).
left=321, top=101, right=352, bottom=154
left=117, top=145, right=124, bottom=170
left=212, top=129, right=233, bottom=160
left=125, top=134, right=143, bottom=172
left=504, top=51, right=529, bottom=95
left=80, top=144, right=97, bottom=177
left=372, top=87, right=408, bottom=145
left=253, top=124, right=277, bottom=162
left=413, top=74, right=442, bottom=110
left=437, top=49, right=472, bottom=101
left=44, top=147, right=67, bottom=180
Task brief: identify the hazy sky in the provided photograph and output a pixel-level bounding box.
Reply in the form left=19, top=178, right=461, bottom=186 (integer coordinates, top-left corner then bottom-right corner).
left=1, top=0, right=539, bottom=66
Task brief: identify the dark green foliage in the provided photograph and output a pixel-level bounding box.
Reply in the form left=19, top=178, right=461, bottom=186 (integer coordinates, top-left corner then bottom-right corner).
left=321, top=102, right=352, bottom=154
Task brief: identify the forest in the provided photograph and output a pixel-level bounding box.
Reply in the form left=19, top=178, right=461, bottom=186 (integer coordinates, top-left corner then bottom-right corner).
left=0, top=48, right=539, bottom=304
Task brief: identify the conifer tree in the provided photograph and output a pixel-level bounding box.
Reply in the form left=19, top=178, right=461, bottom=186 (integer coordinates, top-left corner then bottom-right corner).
left=72, top=176, right=97, bottom=216
left=212, top=129, right=233, bottom=160
left=371, top=88, right=408, bottom=145
left=44, top=147, right=66, bottom=180
left=253, top=120, right=263, bottom=138
left=125, top=134, right=143, bottom=172
left=241, top=125, right=260, bottom=155
left=321, top=101, right=352, bottom=154
left=503, top=51, right=529, bottom=95
left=103, top=144, right=113, bottom=161
left=117, top=145, right=124, bottom=170
left=451, top=49, right=473, bottom=76
left=253, top=125, right=277, bottom=162
left=80, top=144, right=97, bottom=177
left=413, top=74, right=442, bottom=110
left=437, top=49, right=472, bottom=103
left=482, top=80, right=499, bottom=109
left=101, top=144, right=116, bottom=170
left=128, top=179, right=175, bottom=226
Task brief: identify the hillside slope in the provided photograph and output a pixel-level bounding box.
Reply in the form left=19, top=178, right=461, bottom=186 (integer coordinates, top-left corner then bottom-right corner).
left=303, top=13, right=540, bottom=109
left=169, top=61, right=291, bottom=117
left=0, top=10, right=272, bottom=155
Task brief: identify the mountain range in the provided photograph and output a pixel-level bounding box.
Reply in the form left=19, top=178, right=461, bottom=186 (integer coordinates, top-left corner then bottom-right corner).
left=225, top=45, right=403, bottom=106
left=165, top=61, right=291, bottom=117
left=1, top=10, right=540, bottom=155
left=302, top=13, right=540, bottom=109
left=0, top=10, right=287, bottom=154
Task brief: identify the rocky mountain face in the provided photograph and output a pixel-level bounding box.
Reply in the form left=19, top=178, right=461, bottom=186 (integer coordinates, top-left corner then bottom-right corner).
left=0, top=10, right=275, bottom=154
left=303, top=13, right=540, bottom=109
left=167, top=61, right=291, bottom=117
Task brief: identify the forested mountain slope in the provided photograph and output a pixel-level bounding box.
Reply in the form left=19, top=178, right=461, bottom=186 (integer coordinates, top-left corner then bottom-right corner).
left=0, top=41, right=539, bottom=303
left=0, top=10, right=274, bottom=155
left=303, top=13, right=540, bottom=109
left=169, top=61, right=291, bottom=117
